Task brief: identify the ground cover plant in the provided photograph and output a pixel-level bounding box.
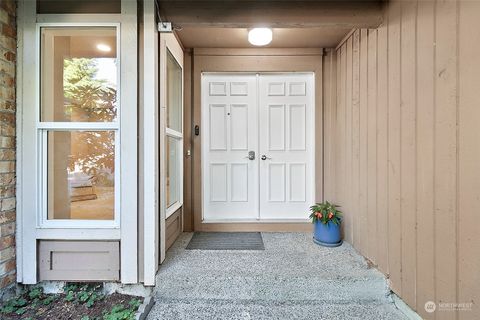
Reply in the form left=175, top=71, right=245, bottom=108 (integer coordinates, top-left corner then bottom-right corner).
left=0, top=283, right=143, bottom=320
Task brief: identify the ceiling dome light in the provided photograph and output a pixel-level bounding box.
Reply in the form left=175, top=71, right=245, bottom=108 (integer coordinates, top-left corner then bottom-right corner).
left=248, top=28, right=272, bottom=46
left=96, top=43, right=111, bottom=52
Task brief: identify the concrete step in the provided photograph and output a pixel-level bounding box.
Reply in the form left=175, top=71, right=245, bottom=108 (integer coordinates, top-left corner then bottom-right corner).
left=147, top=298, right=408, bottom=320
left=149, top=233, right=409, bottom=320
left=154, top=275, right=390, bottom=303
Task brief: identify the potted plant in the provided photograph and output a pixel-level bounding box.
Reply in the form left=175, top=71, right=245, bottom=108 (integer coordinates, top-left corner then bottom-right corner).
left=309, top=201, right=343, bottom=247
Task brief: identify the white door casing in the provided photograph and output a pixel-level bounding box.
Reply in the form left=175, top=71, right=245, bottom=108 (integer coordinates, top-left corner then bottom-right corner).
left=202, top=74, right=258, bottom=220
left=202, top=73, right=314, bottom=221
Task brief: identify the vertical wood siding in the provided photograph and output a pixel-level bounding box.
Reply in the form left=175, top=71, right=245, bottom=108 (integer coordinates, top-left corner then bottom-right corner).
left=327, top=0, right=480, bottom=318
left=323, top=49, right=336, bottom=203
left=458, top=0, right=480, bottom=317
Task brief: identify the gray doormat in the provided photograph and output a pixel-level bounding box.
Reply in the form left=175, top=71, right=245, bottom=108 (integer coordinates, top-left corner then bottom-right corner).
left=186, top=232, right=265, bottom=250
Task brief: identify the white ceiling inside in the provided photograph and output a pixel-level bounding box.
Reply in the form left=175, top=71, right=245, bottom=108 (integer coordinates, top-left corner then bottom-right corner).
left=175, top=27, right=351, bottom=49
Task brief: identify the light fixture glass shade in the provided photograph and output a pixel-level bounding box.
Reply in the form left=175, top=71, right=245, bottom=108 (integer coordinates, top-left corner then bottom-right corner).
left=248, top=28, right=273, bottom=46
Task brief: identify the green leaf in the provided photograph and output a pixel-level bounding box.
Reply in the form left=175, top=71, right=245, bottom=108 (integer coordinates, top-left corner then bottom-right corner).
left=43, top=296, right=55, bottom=306
left=16, top=298, right=28, bottom=307
left=128, top=298, right=141, bottom=310
left=15, top=307, right=28, bottom=315
left=65, top=290, right=75, bottom=302
left=1, top=305, right=15, bottom=314
left=28, top=286, right=43, bottom=300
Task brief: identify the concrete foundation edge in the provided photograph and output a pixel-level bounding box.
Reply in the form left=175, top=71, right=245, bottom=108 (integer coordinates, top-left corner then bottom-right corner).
left=391, top=292, right=423, bottom=320
left=135, top=296, right=155, bottom=320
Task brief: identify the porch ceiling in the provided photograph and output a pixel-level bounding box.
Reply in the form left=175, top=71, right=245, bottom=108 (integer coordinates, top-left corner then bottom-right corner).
left=175, top=27, right=352, bottom=48
left=158, top=0, right=384, bottom=29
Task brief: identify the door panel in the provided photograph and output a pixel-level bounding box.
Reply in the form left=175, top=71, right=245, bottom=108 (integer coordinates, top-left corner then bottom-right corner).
left=289, top=104, right=306, bottom=150
left=268, top=104, right=286, bottom=150
left=230, top=104, right=249, bottom=150
left=209, top=104, right=228, bottom=150
left=259, top=74, right=314, bottom=219
left=268, top=163, right=286, bottom=202
left=202, top=74, right=258, bottom=220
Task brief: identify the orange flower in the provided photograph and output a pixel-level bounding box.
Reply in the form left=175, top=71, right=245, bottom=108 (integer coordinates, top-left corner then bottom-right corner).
left=328, top=212, right=334, bottom=219
left=316, top=212, right=323, bottom=219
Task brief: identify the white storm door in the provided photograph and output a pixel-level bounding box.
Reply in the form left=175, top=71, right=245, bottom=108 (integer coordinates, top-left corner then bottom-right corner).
left=258, top=74, right=314, bottom=219
left=202, top=74, right=258, bottom=220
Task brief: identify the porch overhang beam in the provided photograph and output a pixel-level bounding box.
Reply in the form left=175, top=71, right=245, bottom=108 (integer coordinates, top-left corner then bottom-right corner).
left=158, top=0, right=384, bottom=29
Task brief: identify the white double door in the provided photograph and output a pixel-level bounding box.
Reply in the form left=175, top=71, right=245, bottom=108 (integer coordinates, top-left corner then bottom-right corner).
left=202, top=73, right=314, bottom=221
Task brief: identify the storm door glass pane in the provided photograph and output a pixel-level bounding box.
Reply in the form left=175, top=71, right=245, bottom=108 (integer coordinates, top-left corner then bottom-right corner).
left=166, top=50, right=182, bottom=132
left=40, top=27, right=118, bottom=122
left=166, top=136, right=179, bottom=208
left=47, top=131, right=115, bottom=220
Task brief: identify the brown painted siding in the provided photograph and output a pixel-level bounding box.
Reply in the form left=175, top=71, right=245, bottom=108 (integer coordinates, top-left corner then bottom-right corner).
left=322, top=49, right=336, bottom=203
left=183, top=51, right=193, bottom=232
left=165, top=207, right=182, bottom=250
left=328, top=0, right=480, bottom=319
left=458, top=0, right=480, bottom=317
left=0, top=0, right=16, bottom=294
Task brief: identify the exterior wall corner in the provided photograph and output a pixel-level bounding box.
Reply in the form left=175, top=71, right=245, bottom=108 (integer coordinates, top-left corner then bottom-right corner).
left=0, top=0, right=17, bottom=295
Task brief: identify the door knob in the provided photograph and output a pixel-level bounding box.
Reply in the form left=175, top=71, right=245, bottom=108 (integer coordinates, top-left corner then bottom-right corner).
left=245, top=151, right=255, bottom=160
left=261, top=155, right=272, bottom=160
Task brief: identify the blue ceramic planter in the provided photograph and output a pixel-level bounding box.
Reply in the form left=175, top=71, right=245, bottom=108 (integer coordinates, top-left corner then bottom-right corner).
left=313, top=220, right=343, bottom=247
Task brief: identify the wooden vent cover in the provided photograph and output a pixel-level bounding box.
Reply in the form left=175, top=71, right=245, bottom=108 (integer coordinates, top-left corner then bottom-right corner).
left=38, top=241, right=120, bottom=281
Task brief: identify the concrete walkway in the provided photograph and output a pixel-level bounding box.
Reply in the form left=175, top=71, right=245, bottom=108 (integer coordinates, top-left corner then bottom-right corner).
left=147, top=232, right=408, bottom=320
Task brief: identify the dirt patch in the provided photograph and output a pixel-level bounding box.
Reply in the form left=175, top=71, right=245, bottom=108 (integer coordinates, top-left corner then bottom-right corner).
left=1, top=284, right=143, bottom=320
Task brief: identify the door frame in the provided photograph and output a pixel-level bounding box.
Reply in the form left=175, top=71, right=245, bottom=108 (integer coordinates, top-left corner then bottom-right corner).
left=191, top=48, right=324, bottom=232
left=200, top=72, right=315, bottom=223
left=141, top=2, right=184, bottom=285
left=159, top=33, right=184, bottom=262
